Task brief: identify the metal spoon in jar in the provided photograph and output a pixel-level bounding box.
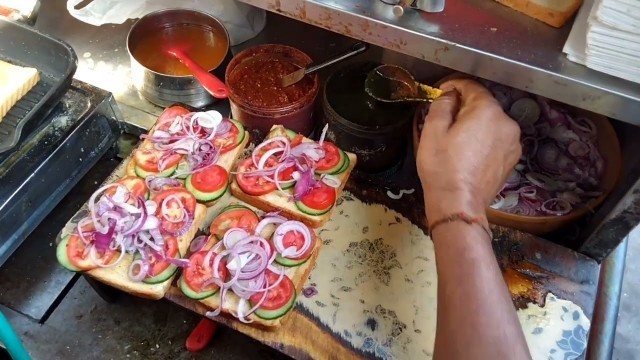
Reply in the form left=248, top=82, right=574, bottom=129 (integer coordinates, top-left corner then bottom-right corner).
left=281, top=42, right=369, bottom=87
left=365, top=64, right=443, bottom=103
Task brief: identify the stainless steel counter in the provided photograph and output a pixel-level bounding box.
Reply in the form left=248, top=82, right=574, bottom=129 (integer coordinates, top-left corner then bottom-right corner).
left=236, top=0, right=640, bottom=126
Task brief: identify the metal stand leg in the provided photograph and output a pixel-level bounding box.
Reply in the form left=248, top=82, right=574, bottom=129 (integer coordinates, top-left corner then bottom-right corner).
left=83, top=276, right=121, bottom=303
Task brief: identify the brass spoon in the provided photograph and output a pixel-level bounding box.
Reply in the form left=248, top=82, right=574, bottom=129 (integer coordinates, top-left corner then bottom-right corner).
left=365, top=64, right=443, bottom=103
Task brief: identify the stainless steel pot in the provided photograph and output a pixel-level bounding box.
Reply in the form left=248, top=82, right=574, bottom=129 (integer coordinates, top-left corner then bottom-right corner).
left=126, top=8, right=232, bottom=108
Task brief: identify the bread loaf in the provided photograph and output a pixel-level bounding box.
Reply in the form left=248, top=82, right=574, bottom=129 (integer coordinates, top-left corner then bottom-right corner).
left=494, top=0, right=583, bottom=28
left=0, top=60, right=39, bottom=121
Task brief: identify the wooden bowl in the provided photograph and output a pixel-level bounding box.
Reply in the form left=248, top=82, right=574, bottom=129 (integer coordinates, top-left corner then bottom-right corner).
left=412, top=76, right=622, bottom=235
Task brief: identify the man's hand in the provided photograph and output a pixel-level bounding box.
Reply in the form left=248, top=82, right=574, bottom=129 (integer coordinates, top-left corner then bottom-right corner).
left=416, top=79, right=522, bottom=225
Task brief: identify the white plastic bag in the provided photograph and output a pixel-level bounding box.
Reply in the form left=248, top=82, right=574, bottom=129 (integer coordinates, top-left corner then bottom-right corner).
left=66, top=0, right=266, bottom=45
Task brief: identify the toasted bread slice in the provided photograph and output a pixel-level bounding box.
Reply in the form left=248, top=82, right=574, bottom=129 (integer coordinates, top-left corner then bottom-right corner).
left=0, top=60, right=39, bottom=121
left=186, top=233, right=321, bottom=328
left=230, top=125, right=356, bottom=228
left=85, top=203, right=207, bottom=300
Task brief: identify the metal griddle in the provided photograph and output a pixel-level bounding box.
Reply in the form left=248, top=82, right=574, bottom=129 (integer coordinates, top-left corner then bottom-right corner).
left=0, top=17, right=76, bottom=153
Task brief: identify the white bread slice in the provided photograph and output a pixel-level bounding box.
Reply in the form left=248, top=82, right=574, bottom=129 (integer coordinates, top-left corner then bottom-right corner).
left=177, top=222, right=322, bottom=328
left=0, top=60, right=39, bottom=121
left=230, top=125, right=357, bottom=228
left=85, top=203, right=207, bottom=300
left=494, top=0, right=582, bottom=27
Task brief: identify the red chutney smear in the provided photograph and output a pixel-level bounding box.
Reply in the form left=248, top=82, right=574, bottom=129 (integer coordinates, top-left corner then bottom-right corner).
left=228, top=59, right=315, bottom=108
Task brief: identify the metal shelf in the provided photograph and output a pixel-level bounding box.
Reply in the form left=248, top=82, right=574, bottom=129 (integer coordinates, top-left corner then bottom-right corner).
left=238, top=0, right=640, bottom=125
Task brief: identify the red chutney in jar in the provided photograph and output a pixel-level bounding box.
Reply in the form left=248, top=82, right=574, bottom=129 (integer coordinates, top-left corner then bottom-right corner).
left=228, top=59, right=315, bottom=108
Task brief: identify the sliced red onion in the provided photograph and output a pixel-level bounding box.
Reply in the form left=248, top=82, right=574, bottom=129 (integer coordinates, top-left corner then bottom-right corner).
left=290, top=143, right=324, bottom=162
left=568, top=141, right=590, bottom=157
left=161, top=195, right=186, bottom=223
left=121, top=197, right=148, bottom=236
left=163, top=257, right=190, bottom=268
left=490, top=194, right=505, bottom=209
left=504, top=170, right=521, bottom=190
left=158, top=150, right=179, bottom=172
left=223, top=228, right=250, bottom=249
left=252, top=137, right=290, bottom=167
left=541, top=198, right=572, bottom=216
left=509, top=98, right=540, bottom=126
left=319, top=124, right=329, bottom=145
left=128, top=258, right=149, bottom=282
left=568, top=115, right=597, bottom=138
left=254, top=215, right=287, bottom=236
left=537, top=96, right=568, bottom=127
left=510, top=201, right=538, bottom=216
left=501, top=192, right=520, bottom=210
left=93, top=219, right=116, bottom=252
left=273, top=221, right=312, bottom=258
left=320, top=174, right=341, bottom=188
left=257, top=147, right=287, bottom=171
left=146, top=175, right=181, bottom=193
left=189, top=235, right=208, bottom=253
left=293, top=167, right=318, bottom=200
left=161, top=212, right=193, bottom=237
left=518, top=186, right=538, bottom=198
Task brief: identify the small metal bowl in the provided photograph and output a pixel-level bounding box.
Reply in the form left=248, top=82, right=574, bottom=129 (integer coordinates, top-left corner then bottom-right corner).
left=127, top=8, right=231, bottom=108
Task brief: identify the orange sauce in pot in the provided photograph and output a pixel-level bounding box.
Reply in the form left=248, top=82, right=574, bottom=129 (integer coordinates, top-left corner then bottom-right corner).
left=130, top=24, right=227, bottom=76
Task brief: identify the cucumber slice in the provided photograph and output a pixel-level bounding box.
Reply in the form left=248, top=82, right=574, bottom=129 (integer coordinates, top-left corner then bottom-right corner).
left=229, top=119, right=246, bottom=147
left=295, top=200, right=332, bottom=216
left=274, top=254, right=310, bottom=267
left=178, top=276, right=218, bottom=300
left=280, top=182, right=295, bottom=190
left=185, top=176, right=228, bottom=203
left=143, top=264, right=178, bottom=284
left=331, top=150, right=350, bottom=175
left=221, top=204, right=254, bottom=214
left=134, top=164, right=177, bottom=178
left=174, top=161, right=190, bottom=179
left=284, top=128, right=297, bottom=139
left=56, top=236, right=82, bottom=272
left=134, top=251, right=182, bottom=284
left=252, top=293, right=297, bottom=320
left=316, top=149, right=347, bottom=175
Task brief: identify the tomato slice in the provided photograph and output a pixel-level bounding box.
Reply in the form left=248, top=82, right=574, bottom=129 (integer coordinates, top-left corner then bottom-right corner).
left=277, top=165, right=296, bottom=182
left=315, top=142, right=342, bottom=172
left=190, top=165, right=229, bottom=193
left=154, top=106, right=191, bottom=133
left=134, top=143, right=181, bottom=173
left=152, top=188, right=197, bottom=215
left=104, top=176, right=148, bottom=199
left=67, top=233, right=117, bottom=270
left=152, top=188, right=198, bottom=234
left=279, top=229, right=316, bottom=260
left=235, top=158, right=277, bottom=196
left=213, top=120, right=240, bottom=154
left=301, top=183, right=336, bottom=210
left=209, top=207, right=260, bottom=239
left=147, top=235, right=179, bottom=276
left=290, top=134, right=304, bottom=147
left=249, top=271, right=295, bottom=310
left=184, top=251, right=228, bottom=293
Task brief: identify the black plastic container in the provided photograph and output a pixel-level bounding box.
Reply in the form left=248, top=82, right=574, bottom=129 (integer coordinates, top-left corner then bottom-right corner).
left=322, top=62, right=415, bottom=173
left=0, top=18, right=77, bottom=153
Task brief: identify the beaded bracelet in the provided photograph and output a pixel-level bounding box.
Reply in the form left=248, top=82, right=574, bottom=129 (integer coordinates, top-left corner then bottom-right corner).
left=428, top=212, right=493, bottom=239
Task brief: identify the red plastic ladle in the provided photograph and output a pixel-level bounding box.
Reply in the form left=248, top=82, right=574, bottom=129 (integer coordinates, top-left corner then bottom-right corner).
left=167, top=48, right=229, bottom=99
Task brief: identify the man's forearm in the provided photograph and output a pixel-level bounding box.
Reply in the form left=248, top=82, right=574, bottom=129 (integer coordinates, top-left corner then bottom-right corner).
left=431, top=221, right=531, bottom=360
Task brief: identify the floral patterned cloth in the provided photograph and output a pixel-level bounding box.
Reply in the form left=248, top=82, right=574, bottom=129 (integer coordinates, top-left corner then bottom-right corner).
left=297, top=193, right=590, bottom=360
